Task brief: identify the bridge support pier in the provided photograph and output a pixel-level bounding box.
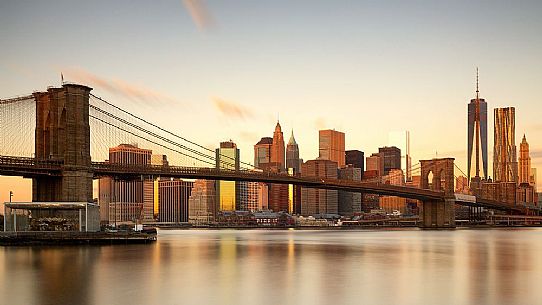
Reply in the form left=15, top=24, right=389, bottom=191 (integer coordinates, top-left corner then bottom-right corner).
left=32, top=84, right=93, bottom=203
left=420, top=199, right=455, bottom=229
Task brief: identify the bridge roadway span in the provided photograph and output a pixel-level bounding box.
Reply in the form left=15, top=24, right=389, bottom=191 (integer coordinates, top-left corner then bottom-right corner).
left=0, top=155, right=524, bottom=212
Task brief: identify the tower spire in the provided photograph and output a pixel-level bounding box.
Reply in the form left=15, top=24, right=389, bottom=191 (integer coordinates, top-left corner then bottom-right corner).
left=476, top=67, right=479, bottom=99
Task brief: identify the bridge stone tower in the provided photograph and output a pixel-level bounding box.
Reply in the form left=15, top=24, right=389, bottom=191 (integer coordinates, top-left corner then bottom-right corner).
left=32, top=84, right=93, bottom=203
left=419, top=158, right=455, bottom=228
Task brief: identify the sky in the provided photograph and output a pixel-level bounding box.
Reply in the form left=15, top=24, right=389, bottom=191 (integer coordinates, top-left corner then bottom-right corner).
left=1, top=0, right=542, bottom=203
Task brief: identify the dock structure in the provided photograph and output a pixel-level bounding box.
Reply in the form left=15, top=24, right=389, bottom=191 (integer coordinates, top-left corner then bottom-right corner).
left=0, top=231, right=157, bottom=245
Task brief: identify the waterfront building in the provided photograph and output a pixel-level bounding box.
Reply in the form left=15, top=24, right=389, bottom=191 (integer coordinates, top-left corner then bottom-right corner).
left=258, top=182, right=269, bottom=211
left=301, top=159, right=338, bottom=215
left=188, top=180, right=216, bottom=224
left=215, top=141, right=240, bottom=211
left=379, top=196, right=407, bottom=215
left=237, top=178, right=266, bottom=212
left=158, top=179, right=193, bottom=223
left=389, top=131, right=412, bottom=181
left=379, top=146, right=401, bottom=176
left=254, top=137, right=273, bottom=168
left=99, top=144, right=152, bottom=224
left=143, top=179, right=155, bottom=222
left=493, top=107, right=518, bottom=183
left=319, top=129, right=345, bottom=167
left=345, top=150, right=364, bottom=178
left=286, top=130, right=301, bottom=174
left=467, top=71, right=489, bottom=182
left=268, top=183, right=289, bottom=212
left=338, top=165, right=362, bottom=216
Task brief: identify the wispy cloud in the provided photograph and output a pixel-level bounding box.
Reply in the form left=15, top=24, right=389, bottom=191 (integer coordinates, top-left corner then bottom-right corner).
left=182, top=0, right=215, bottom=31
left=314, top=117, right=327, bottom=129
left=239, top=131, right=258, bottom=142
left=61, top=67, right=177, bottom=106
left=212, top=96, right=253, bottom=120
left=531, top=149, right=542, bottom=160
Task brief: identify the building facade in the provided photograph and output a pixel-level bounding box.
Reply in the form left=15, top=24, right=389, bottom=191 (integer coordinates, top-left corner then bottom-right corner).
left=493, top=107, right=518, bottom=183
left=338, top=165, right=362, bottom=215
left=188, top=180, right=217, bottom=224
left=467, top=74, right=489, bottom=181
left=215, top=141, right=240, bottom=211
left=286, top=130, right=301, bottom=174
left=389, top=131, right=412, bottom=181
left=345, top=150, right=364, bottom=177
left=366, top=153, right=383, bottom=179
left=157, top=179, right=193, bottom=223
left=271, top=122, right=285, bottom=171
left=519, top=135, right=531, bottom=184
left=378, top=146, right=401, bottom=176
left=99, top=144, right=152, bottom=224
left=301, top=159, right=339, bottom=215
left=254, top=137, right=273, bottom=168
left=319, top=129, right=345, bottom=167
left=455, top=176, right=470, bottom=194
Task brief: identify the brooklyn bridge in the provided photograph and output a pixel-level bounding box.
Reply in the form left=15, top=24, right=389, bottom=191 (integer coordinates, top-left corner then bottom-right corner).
left=0, top=84, right=538, bottom=228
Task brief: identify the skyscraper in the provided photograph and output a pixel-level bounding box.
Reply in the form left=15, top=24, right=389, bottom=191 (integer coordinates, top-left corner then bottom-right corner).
left=365, top=153, right=383, bottom=178
left=188, top=180, right=216, bottom=224
left=99, top=144, right=152, bottom=224
left=301, top=159, right=339, bottom=215
left=345, top=150, right=364, bottom=175
left=389, top=131, right=412, bottom=181
left=286, top=131, right=301, bottom=214
left=530, top=168, right=537, bottom=191
left=216, top=141, right=240, bottom=211
left=254, top=137, right=273, bottom=168
left=319, top=129, right=345, bottom=167
left=260, top=122, right=289, bottom=212
left=338, top=165, right=362, bottom=215
left=286, top=130, right=301, bottom=174
left=467, top=69, right=488, bottom=181
left=271, top=122, right=285, bottom=171
left=378, top=146, right=401, bottom=176
left=519, top=135, right=531, bottom=184
left=493, top=107, right=518, bottom=183
left=158, top=179, right=193, bottom=223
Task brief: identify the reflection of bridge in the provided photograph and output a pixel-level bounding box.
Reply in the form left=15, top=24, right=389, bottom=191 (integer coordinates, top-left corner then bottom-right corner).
left=0, top=84, right=536, bottom=228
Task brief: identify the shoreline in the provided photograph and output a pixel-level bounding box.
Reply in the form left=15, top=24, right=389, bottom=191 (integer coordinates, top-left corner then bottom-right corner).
left=0, top=231, right=157, bottom=246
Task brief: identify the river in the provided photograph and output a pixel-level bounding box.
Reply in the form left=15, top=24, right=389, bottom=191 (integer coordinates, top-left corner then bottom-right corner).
left=1, top=228, right=541, bottom=305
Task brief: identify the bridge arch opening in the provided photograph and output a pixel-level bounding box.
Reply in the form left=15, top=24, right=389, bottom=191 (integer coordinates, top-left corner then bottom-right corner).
left=420, top=158, right=455, bottom=196
left=426, top=170, right=434, bottom=189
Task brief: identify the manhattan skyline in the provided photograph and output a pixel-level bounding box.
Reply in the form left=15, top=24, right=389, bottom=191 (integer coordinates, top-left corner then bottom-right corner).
left=1, top=0, right=541, bottom=203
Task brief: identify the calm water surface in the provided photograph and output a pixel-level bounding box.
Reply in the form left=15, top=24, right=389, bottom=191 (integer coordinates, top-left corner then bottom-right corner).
left=1, top=229, right=542, bottom=305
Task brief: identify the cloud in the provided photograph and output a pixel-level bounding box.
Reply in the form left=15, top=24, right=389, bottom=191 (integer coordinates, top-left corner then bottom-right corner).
left=61, top=67, right=177, bottom=106
left=314, top=117, right=327, bottom=129
left=531, top=149, right=542, bottom=160
left=182, top=0, right=215, bottom=31
left=212, top=96, right=253, bottom=120
left=239, top=131, right=258, bottom=142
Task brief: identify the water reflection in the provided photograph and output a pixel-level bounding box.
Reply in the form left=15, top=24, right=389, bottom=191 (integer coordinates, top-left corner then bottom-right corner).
left=1, top=229, right=542, bottom=305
